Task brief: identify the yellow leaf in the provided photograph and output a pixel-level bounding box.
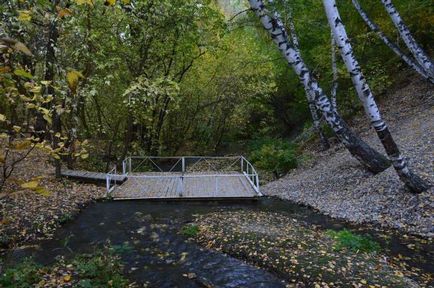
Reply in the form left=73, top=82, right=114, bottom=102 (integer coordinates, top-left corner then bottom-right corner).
left=0, top=114, right=6, bottom=122
left=11, top=140, right=31, bottom=150
left=21, top=180, right=39, bottom=189
left=66, top=70, right=84, bottom=93
left=75, top=0, right=93, bottom=5
left=104, top=0, right=116, bottom=6
left=18, top=10, right=32, bottom=22
left=121, top=0, right=130, bottom=4
left=63, top=274, right=71, bottom=282
left=13, top=125, right=21, bottom=132
left=58, top=8, right=73, bottom=18
left=13, top=42, right=33, bottom=56
left=0, top=133, right=8, bottom=139
left=30, top=86, right=42, bottom=94
left=43, top=114, right=52, bottom=125
left=80, top=153, right=89, bottom=159
left=0, top=154, right=5, bottom=163
left=34, top=187, right=51, bottom=197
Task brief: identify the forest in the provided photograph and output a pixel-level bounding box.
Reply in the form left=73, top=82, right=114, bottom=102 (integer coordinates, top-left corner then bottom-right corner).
left=0, top=0, right=433, bottom=287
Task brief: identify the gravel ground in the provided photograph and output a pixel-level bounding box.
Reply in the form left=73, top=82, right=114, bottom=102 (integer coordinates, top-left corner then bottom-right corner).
left=264, top=78, right=434, bottom=238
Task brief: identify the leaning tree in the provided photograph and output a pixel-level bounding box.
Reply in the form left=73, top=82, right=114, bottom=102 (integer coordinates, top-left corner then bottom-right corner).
left=323, top=0, right=430, bottom=193
left=351, top=0, right=434, bottom=83
left=247, top=0, right=390, bottom=174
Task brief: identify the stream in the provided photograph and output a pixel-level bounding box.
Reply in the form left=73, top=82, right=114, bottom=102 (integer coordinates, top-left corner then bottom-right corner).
left=7, top=197, right=433, bottom=287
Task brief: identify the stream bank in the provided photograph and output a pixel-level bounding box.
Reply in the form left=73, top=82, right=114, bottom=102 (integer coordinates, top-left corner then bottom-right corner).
left=2, top=198, right=433, bottom=287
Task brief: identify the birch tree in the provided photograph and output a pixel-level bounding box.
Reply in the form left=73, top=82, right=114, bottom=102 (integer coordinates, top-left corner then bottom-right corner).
left=323, top=0, right=430, bottom=193
left=284, top=4, right=330, bottom=150
left=351, top=0, right=433, bottom=83
left=247, top=0, right=390, bottom=173
left=381, top=0, right=434, bottom=80
left=330, top=31, right=338, bottom=111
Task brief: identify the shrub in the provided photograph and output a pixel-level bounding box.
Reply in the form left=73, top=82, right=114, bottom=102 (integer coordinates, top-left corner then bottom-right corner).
left=327, top=229, right=381, bottom=253
left=0, top=258, right=42, bottom=288
left=249, top=138, right=298, bottom=178
left=181, top=224, right=200, bottom=238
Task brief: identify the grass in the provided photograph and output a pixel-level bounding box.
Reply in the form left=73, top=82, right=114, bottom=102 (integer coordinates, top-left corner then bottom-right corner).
left=327, top=229, right=381, bottom=253
left=180, top=224, right=200, bottom=238
left=0, top=248, right=131, bottom=288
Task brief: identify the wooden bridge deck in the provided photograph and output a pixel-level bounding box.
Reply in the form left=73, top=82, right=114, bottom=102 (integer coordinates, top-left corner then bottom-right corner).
left=111, top=172, right=259, bottom=200
left=61, top=169, right=126, bottom=183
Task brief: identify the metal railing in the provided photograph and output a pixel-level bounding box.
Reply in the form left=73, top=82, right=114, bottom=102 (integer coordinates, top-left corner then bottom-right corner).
left=106, top=166, right=118, bottom=197
left=109, top=156, right=261, bottom=197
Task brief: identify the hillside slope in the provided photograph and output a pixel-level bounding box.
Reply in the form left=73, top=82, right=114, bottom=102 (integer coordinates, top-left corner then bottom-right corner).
left=264, top=77, right=434, bottom=237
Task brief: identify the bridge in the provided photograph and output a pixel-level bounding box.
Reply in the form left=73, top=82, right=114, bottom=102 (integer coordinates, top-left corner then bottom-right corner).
left=106, top=156, right=261, bottom=200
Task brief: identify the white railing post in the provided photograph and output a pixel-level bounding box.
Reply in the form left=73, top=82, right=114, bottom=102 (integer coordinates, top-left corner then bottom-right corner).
left=106, top=175, right=110, bottom=197
left=241, top=157, right=244, bottom=173
left=182, top=157, right=185, bottom=173
left=128, top=157, right=132, bottom=173
left=122, top=160, right=126, bottom=175
left=215, top=176, right=218, bottom=197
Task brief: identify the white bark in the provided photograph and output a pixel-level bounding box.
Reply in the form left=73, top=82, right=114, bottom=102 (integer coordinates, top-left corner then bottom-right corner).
left=248, top=0, right=390, bottom=172
left=351, top=0, right=432, bottom=83
left=282, top=2, right=330, bottom=150
left=330, top=30, right=338, bottom=111
left=381, top=0, right=434, bottom=79
left=324, top=0, right=429, bottom=192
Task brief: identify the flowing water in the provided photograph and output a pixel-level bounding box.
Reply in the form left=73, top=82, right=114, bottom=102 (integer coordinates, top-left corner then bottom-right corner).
left=7, top=198, right=433, bottom=287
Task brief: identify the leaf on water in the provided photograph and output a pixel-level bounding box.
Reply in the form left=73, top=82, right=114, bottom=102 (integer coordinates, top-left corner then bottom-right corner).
left=14, top=68, right=33, bottom=79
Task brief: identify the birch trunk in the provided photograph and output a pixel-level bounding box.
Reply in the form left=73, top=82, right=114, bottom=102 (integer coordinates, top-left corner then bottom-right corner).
left=284, top=4, right=330, bottom=150
left=351, top=0, right=432, bottom=83
left=381, top=0, right=434, bottom=79
left=330, top=31, right=338, bottom=111
left=324, top=0, right=430, bottom=193
left=248, top=0, right=390, bottom=173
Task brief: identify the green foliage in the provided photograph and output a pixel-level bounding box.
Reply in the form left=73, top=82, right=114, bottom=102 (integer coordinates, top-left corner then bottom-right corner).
left=327, top=229, right=381, bottom=253
left=249, top=138, right=298, bottom=177
left=181, top=224, right=200, bottom=238
left=72, top=251, right=128, bottom=287
left=0, top=249, right=130, bottom=288
left=0, top=258, right=41, bottom=288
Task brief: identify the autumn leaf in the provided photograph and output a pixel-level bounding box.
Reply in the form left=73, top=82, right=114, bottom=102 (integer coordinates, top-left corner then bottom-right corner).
left=0, top=114, right=6, bottom=122
left=21, top=180, right=39, bottom=189
left=75, top=0, right=94, bottom=5
left=13, top=41, right=33, bottom=56
left=11, top=140, right=32, bottom=151
left=14, top=68, right=33, bottom=79
left=121, top=0, right=130, bottom=4
left=58, top=8, right=73, bottom=18
left=104, top=0, right=116, bottom=6
left=66, top=70, right=84, bottom=93
left=18, top=10, right=32, bottom=22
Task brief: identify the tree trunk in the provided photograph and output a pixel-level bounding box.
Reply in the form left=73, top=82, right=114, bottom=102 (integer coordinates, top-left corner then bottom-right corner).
left=330, top=31, right=338, bottom=111
left=248, top=0, right=390, bottom=173
left=44, top=3, right=61, bottom=177
left=380, top=0, right=434, bottom=79
left=284, top=4, right=330, bottom=150
left=351, top=0, right=432, bottom=83
left=323, top=0, right=430, bottom=193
